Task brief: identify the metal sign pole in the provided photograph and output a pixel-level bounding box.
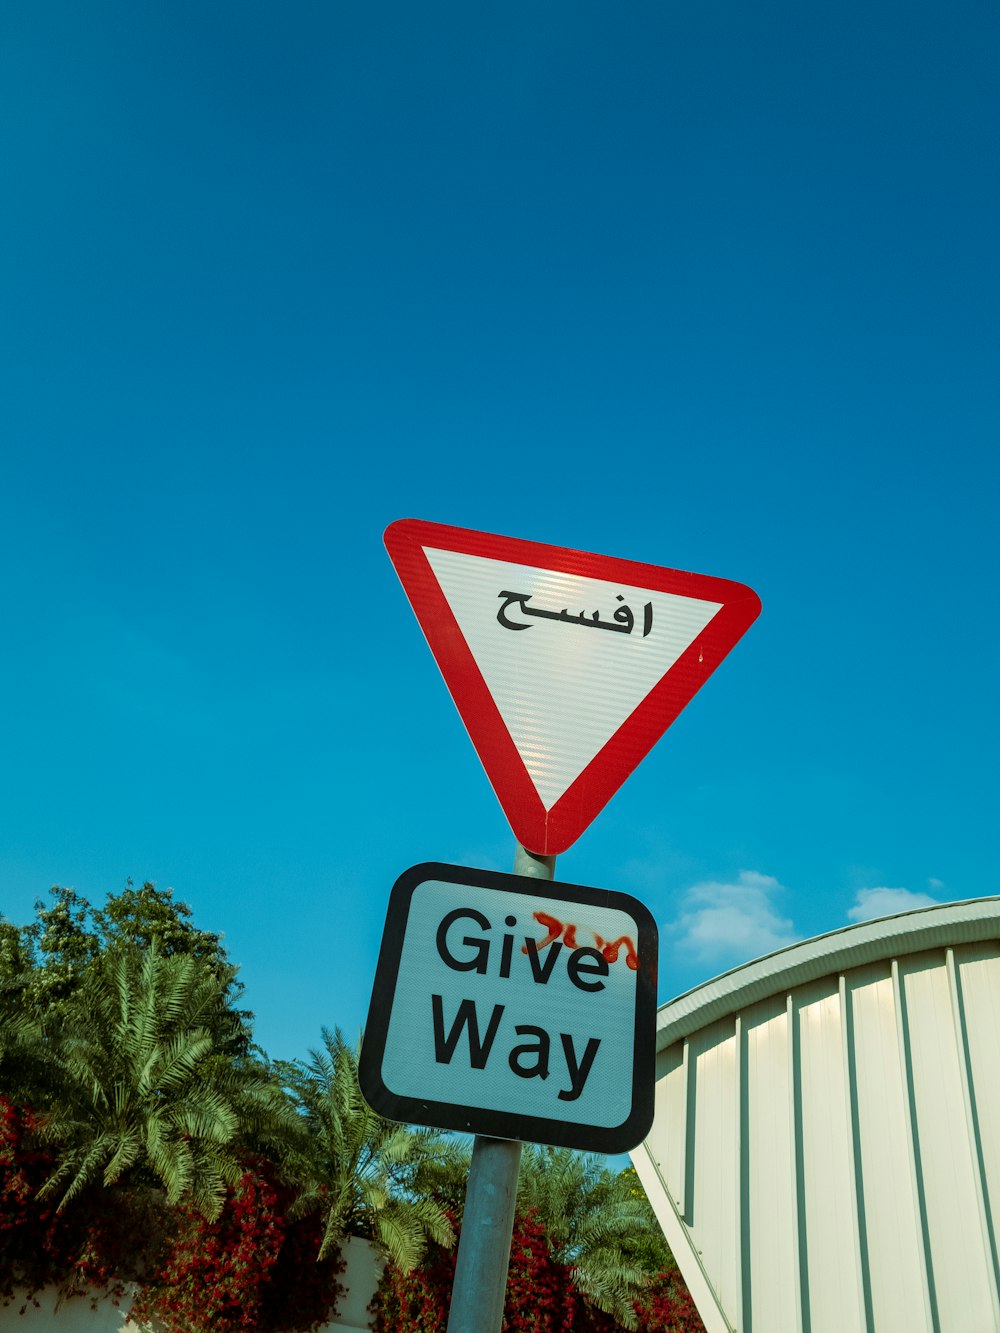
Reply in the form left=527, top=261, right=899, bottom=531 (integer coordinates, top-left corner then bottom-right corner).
left=445, top=843, right=556, bottom=1333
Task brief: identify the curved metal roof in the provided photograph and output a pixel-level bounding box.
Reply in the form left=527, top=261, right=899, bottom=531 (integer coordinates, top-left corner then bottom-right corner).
left=633, top=897, right=1000, bottom=1333
left=658, top=895, right=1000, bottom=1048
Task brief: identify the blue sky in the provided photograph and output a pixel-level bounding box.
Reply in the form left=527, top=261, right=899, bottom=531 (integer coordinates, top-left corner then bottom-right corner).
left=1, top=0, right=997, bottom=1069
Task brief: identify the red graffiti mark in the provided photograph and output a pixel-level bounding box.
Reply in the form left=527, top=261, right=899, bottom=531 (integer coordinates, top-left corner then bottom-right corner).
left=524, top=913, right=638, bottom=970
left=529, top=912, right=564, bottom=950
left=528, top=911, right=578, bottom=949
left=593, top=933, right=639, bottom=971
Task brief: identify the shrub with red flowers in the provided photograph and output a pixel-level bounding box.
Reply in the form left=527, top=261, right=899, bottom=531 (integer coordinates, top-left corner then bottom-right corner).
left=257, top=1206, right=347, bottom=1332
left=127, top=1163, right=345, bottom=1333
left=372, top=1206, right=709, bottom=1333
left=0, top=1098, right=60, bottom=1306
left=371, top=1224, right=454, bottom=1332
left=502, top=1211, right=620, bottom=1333
left=0, top=1097, right=140, bottom=1313
left=2, top=1107, right=346, bottom=1331
left=502, top=1210, right=585, bottom=1332
left=372, top=1211, right=627, bottom=1333
left=634, top=1272, right=706, bottom=1332
left=128, top=1167, right=284, bottom=1333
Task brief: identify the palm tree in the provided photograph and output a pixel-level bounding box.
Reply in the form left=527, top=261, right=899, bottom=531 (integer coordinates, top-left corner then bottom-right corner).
left=0, top=920, right=59, bottom=1110
left=36, top=943, right=297, bottom=1219
left=282, top=1028, right=459, bottom=1272
left=517, top=1145, right=665, bottom=1328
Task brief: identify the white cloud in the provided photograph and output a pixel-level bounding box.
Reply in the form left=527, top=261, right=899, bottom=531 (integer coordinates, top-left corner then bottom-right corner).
left=666, top=870, right=799, bottom=966
left=847, top=886, right=938, bottom=923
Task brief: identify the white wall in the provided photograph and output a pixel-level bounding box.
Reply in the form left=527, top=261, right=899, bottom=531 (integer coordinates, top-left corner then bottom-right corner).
left=0, top=1289, right=134, bottom=1331
left=0, top=1235, right=385, bottom=1332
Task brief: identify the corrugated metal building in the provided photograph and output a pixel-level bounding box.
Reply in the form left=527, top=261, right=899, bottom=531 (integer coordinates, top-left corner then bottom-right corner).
left=632, top=898, right=1000, bottom=1333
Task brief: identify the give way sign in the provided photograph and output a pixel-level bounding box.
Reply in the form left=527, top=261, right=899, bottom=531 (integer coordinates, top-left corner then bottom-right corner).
left=385, top=519, right=761, bottom=856
left=358, top=862, right=658, bottom=1153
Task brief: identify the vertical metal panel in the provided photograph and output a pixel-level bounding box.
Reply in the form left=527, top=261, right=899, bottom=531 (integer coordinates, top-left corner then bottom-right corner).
left=688, top=1020, right=741, bottom=1322
left=954, top=944, right=1000, bottom=1291
left=838, top=975, right=872, bottom=1333
left=679, top=1039, right=689, bottom=1217
left=901, top=954, right=996, bottom=1331
left=794, top=979, right=865, bottom=1333
left=786, top=995, right=805, bottom=1333
left=849, top=963, right=930, bottom=1333
left=890, top=958, right=938, bottom=1331
left=734, top=1016, right=746, bottom=1332
left=743, top=995, right=797, bottom=1333
left=945, top=948, right=1000, bottom=1328
left=652, top=1041, right=688, bottom=1215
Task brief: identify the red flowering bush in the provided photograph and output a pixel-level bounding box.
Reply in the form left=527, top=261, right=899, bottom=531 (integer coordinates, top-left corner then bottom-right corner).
left=257, top=1208, right=347, bottom=1332
left=1, top=1105, right=344, bottom=1331
left=0, top=1098, right=60, bottom=1306
left=503, top=1210, right=582, bottom=1331
left=0, top=1098, right=137, bottom=1312
left=1, top=1120, right=345, bottom=1332
left=372, top=1211, right=622, bottom=1333
left=128, top=1167, right=283, bottom=1332
left=634, top=1272, right=707, bottom=1332
left=371, top=1224, right=454, bottom=1332
left=503, top=1211, right=619, bottom=1332
left=128, top=1162, right=344, bottom=1333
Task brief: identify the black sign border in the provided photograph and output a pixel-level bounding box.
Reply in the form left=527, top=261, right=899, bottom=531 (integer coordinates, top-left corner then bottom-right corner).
left=359, top=861, right=658, bottom=1154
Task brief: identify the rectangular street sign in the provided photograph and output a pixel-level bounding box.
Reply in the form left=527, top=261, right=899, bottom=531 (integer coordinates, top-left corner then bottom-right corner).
left=359, top=862, right=658, bottom=1154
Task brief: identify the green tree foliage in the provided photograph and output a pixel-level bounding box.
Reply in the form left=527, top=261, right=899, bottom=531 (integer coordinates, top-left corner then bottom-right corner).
left=0, top=922, right=44, bottom=1104
left=617, top=1165, right=675, bottom=1275
left=18, top=887, right=100, bottom=1009
left=280, top=1029, right=460, bottom=1272
left=11, top=883, right=250, bottom=1038
left=0, top=883, right=256, bottom=1110
left=516, top=1146, right=671, bottom=1329
left=36, top=944, right=298, bottom=1219
left=1, top=882, right=698, bottom=1329
left=93, top=880, right=232, bottom=961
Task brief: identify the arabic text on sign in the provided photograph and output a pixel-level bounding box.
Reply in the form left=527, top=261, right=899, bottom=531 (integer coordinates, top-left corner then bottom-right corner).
left=496, top=591, right=653, bottom=637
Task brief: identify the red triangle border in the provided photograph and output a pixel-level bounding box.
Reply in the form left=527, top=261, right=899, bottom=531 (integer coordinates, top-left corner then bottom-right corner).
left=384, top=519, right=761, bottom=856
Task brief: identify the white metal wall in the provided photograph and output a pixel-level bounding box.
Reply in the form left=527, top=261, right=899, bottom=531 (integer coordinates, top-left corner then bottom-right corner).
left=632, top=899, right=1000, bottom=1333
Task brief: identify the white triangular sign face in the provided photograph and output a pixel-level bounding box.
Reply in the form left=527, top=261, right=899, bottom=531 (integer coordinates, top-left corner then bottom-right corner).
left=385, top=520, right=761, bottom=855
left=422, top=546, right=722, bottom=810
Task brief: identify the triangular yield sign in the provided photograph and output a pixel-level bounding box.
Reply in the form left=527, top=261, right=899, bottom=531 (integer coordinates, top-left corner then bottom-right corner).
left=385, top=519, right=761, bottom=856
